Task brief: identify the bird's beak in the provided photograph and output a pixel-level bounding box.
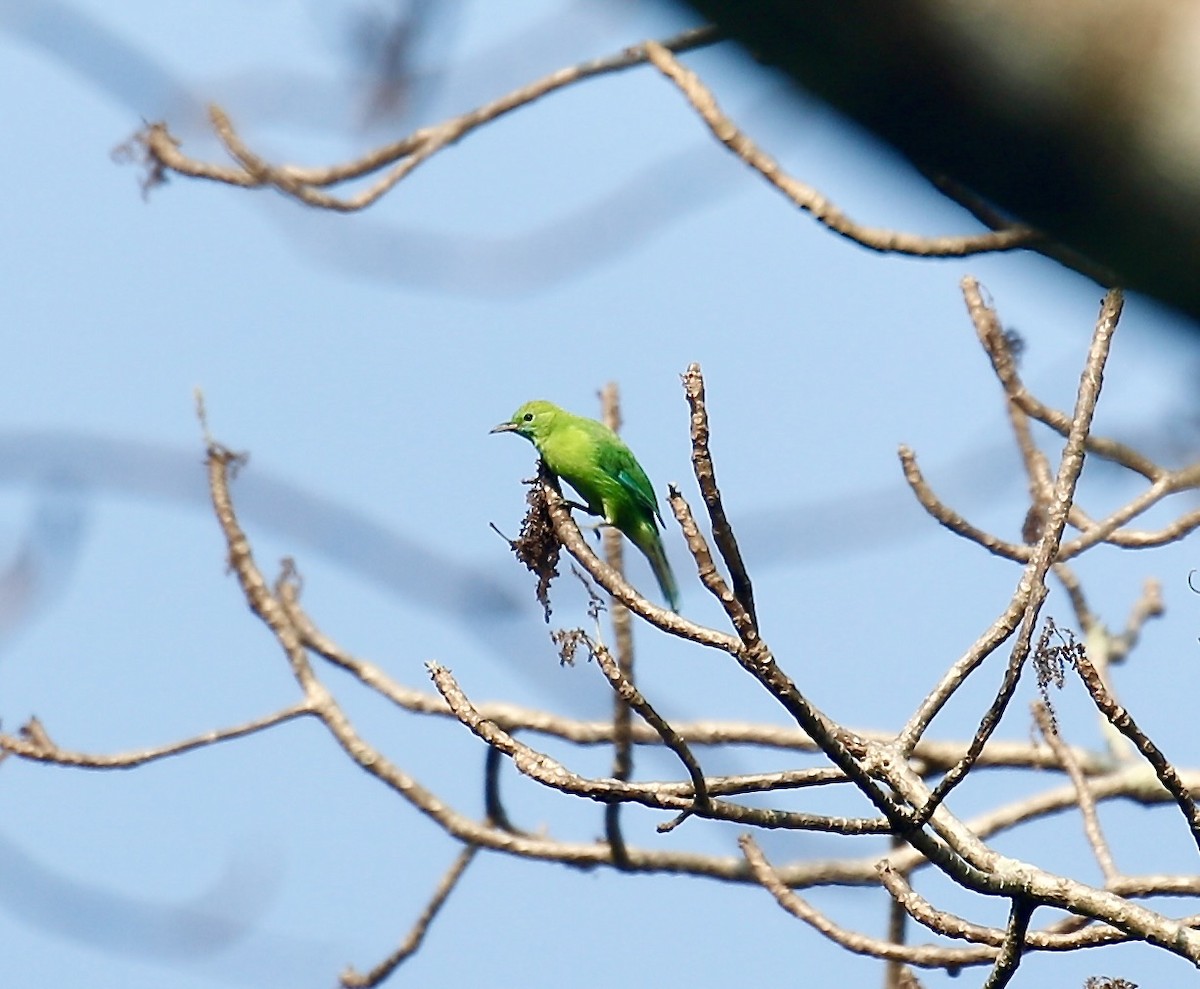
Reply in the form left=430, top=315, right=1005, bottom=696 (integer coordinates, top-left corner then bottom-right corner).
left=490, top=421, right=519, bottom=434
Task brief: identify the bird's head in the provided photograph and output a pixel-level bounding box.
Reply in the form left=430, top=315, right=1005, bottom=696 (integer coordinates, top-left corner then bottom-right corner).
left=490, top=400, right=563, bottom=443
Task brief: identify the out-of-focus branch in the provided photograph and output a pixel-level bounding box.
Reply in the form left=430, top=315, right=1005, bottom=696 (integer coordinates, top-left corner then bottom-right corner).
left=583, top=633, right=712, bottom=822
left=138, top=27, right=720, bottom=210
left=1032, top=701, right=1118, bottom=883
left=679, top=0, right=1200, bottom=321
left=599, top=382, right=636, bottom=864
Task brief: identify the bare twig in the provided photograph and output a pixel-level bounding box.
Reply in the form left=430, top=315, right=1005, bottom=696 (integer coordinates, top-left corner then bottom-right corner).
left=876, top=862, right=1161, bottom=955
left=340, top=844, right=479, bottom=988
left=972, top=294, right=1165, bottom=483
left=1074, top=650, right=1200, bottom=852
left=906, top=284, right=1122, bottom=811
left=740, top=836, right=998, bottom=969
left=429, top=660, right=886, bottom=835
left=899, top=446, right=1028, bottom=562
left=584, top=634, right=711, bottom=822
left=140, top=27, right=720, bottom=210
left=669, top=486, right=758, bottom=642
left=1032, top=701, right=1118, bottom=883
left=885, top=834, right=911, bottom=989
left=643, top=43, right=1040, bottom=258
left=0, top=702, right=313, bottom=768
left=980, top=899, right=1034, bottom=989
left=681, top=363, right=757, bottom=628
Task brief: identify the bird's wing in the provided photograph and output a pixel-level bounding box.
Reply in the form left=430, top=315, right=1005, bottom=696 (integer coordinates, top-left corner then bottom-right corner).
left=599, top=445, right=662, bottom=526
left=616, top=468, right=662, bottom=526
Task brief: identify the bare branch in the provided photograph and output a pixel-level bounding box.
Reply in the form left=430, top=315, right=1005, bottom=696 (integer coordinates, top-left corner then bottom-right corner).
left=584, top=634, right=711, bottom=821
left=1032, top=701, right=1119, bottom=883
left=681, top=362, right=757, bottom=627
left=980, top=899, right=1034, bottom=989
left=428, top=660, right=887, bottom=835
left=741, top=836, right=998, bottom=969
left=0, top=702, right=313, bottom=768
left=668, top=486, right=758, bottom=642
left=643, top=42, right=1040, bottom=258
left=876, top=862, right=1182, bottom=955
left=140, top=27, right=721, bottom=210
left=1074, top=649, right=1200, bottom=851
left=340, top=844, right=479, bottom=988
left=907, top=284, right=1121, bottom=807
left=899, top=446, right=1028, bottom=562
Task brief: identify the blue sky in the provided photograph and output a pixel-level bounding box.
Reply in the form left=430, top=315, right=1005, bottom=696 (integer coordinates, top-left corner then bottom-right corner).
left=2, top=2, right=1200, bottom=986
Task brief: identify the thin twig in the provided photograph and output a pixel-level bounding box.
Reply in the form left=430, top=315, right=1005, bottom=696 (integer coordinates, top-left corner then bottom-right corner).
left=681, top=363, right=757, bottom=629
left=971, top=292, right=1164, bottom=483
left=1032, top=701, right=1118, bottom=882
left=981, top=899, right=1034, bottom=989
left=877, top=860, right=1194, bottom=954
left=643, top=43, right=1040, bottom=258
left=1074, top=650, right=1200, bottom=852
left=586, top=635, right=711, bottom=821
left=899, top=446, right=1029, bottom=562
left=141, top=27, right=721, bottom=210
left=884, top=834, right=911, bottom=989
left=913, top=284, right=1122, bottom=817
left=740, top=836, right=999, bottom=968
left=0, top=701, right=313, bottom=767
left=669, top=486, right=757, bottom=640
left=541, top=473, right=908, bottom=826
left=428, top=660, right=887, bottom=834
left=340, top=844, right=479, bottom=987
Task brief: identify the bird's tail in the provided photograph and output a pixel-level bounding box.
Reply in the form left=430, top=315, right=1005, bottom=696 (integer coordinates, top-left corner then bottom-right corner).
left=632, top=524, right=679, bottom=612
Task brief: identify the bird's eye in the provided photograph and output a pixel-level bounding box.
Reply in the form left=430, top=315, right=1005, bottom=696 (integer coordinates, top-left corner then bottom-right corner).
left=523, top=413, right=534, bottom=422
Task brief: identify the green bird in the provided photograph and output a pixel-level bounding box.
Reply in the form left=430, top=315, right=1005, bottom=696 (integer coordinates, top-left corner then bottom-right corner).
left=491, top=400, right=679, bottom=611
